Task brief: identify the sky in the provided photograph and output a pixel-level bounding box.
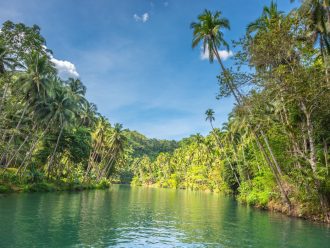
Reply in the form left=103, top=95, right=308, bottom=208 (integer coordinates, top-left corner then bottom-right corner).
left=0, top=0, right=298, bottom=140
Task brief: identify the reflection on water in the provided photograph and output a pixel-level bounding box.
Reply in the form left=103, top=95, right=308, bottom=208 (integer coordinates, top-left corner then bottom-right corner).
left=0, top=185, right=329, bottom=247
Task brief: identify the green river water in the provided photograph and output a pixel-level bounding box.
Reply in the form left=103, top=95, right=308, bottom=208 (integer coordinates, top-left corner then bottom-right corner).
left=0, top=185, right=329, bottom=247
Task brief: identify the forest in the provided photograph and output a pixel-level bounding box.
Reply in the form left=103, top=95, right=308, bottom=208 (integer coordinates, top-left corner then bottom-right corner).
left=0, top=19, right=177, bottom=192
left=0, top=0, right=329, bottom=223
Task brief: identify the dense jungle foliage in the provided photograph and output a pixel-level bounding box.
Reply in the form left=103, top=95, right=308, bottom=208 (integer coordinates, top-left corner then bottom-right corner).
left=0, top=20, right=177, bottom=192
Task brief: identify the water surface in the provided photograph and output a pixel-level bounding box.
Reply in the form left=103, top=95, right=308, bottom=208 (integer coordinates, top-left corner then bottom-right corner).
left=0, top=185, right=329, bottom=247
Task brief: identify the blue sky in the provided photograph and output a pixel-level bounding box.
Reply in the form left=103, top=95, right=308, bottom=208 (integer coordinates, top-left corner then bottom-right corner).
left=0, top=0, right=298, bottom=140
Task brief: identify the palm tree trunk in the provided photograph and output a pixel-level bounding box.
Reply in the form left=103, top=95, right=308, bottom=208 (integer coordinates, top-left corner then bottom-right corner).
left=47, top=124, right=64, bottom=175
left=212, top=43, right=289, bottom=203
left=210, top=122, right=241, bottom=186
left=0, top=81, right=9, bottom=113
left=16, top=135, right=39, bottom=176
left=97, top=155, right=115, bottom=181
left=260, top=129, right=283, bottom=177
left=16, top=118, right=53, bottom=176
left=254, top=131, right=291, bottom=207
left=5, top=133, right=31, bottom=168
left=324, top=139, right=329, bottom=174
left=1, top=104, right=29, bottom=162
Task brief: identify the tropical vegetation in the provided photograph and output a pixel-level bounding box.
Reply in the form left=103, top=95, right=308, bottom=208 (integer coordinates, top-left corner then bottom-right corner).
left=0, top=0, right=329, bottom=223
left=0, top=20, right=177, bottom=193
left=131, top=1, right=330, bottom=223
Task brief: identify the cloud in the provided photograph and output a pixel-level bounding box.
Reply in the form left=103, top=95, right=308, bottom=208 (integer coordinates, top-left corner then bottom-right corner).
left=50, top=56, right=79, bottom=79
left=200, top=47, right=233, bottom=61
left=42, top=45, right=79, bottom=79
left=133, top=12, right=149, bottom=23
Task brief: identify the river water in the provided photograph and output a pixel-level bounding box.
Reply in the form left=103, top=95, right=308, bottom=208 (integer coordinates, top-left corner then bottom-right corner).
left=0, top=185, right=329, bottom=247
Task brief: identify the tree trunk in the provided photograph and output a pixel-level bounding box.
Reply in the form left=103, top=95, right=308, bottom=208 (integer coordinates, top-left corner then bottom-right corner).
left=211, top=123, right=241, bottom=187
left=324, top=139, right=329, bottom=174
left=300, top=102, right=317, bottom=173
left=5, top=133, right=31, bottom=168
left=47, top=124, right=64, bottom=175
left=1, top=104, right=29, bottom=162
left=254, top=132, right=291, bottom=208
left=260, top=129, right=283, bottom=177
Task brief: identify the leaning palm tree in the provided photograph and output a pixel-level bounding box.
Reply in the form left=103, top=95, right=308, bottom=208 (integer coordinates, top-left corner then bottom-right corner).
left=205, top=109, right=241, bottom=186
left=80, top=102, right=98, bottom=128
left=45, top=80, right=77, bottom=174
left=191, top=9, right=230, bottom=72
left=192, top=9, right=291, bottom=207
left=1, top=51, right=55, bottom=163
left=97, top=123, right=127, bottom=180
left=21, top=51, right=56, bottom=101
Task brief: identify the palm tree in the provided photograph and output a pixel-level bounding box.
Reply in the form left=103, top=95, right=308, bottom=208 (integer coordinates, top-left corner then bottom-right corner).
left=84, top=116, right=110, bottom=179
left=66, top=78, right=87, bottom=106
left=1, top=51, right=55, bottom=163
left=21, top=51, right=56, bottom=101
left=205, top=109, right=241, bottom=186
left=191, top=9, right=230, bottom=71
left=97, top=123, right=127, bottom=180
left=247, top=1, right=284, bottom=34
left=45, top=79, right=77, bottom=174
left=205, top=108, right=215, bottom=129
left=192, top=9, right=291, bottom=207
left=80, top=102, right=98, bottom=128
left=297, top=0, right=330, bottom=54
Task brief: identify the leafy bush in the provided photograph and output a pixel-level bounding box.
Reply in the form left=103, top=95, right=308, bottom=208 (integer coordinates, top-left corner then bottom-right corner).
left=238, top=172, right=275, bottom=208
left=0, top=184, right=11, bottom=193
left=96, top=178, right=110, bottom=189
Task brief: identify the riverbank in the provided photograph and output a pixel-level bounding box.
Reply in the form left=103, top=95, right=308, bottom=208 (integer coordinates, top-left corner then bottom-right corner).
left=2, top=167, right=328, bottom=224
left=0, top=168, right=110, bottom=193
left=132, top=181, right=330, bottom=224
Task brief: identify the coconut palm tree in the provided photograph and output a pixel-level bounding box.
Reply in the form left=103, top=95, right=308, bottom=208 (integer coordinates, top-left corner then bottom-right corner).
left=20, top=51, right=56, bottom=101
left=247, top=1, right=284, bottom=34
left=45, top=79, right=77, bottom=174
left=297, top=0, right=330, bottom=54
left=205, top=109, right=241, bottom=186
left=191, top=9, right=230, bottom=71
left=97, top=123, right=127, bottom=180
left=80, top=102, right=98, bottom=128
left=1, top=51, right=55, bottom=163
left=205, top=108, right=215, bottom=129
left=0, top=39, right=17, bottom=74
left=192, top=9, right=291, bottom=207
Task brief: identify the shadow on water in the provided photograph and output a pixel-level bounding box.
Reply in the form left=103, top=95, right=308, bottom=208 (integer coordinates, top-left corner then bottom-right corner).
left=0, top=185, right=329, bottom=247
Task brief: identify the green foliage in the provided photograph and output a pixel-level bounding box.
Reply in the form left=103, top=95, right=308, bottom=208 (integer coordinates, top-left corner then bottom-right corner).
left=0, top=21, right=128, bottom=191
left=238, top=172, right=276, bottom=207
left=124, top=130, right=178, bottom=161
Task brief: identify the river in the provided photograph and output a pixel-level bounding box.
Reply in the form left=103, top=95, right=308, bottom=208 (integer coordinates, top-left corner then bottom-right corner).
left=0, top=185, right=329, bottom=247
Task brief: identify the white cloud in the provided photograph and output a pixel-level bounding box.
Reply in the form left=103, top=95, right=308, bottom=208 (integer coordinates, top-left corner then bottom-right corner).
left=133, top=12, right=149, bottom=23
left=50, top=56, right=79, bottom=79
left=42, top=45, right=79, bottom=79
left=142, top=13, right=149, bottom=22
left=200, top=46, right=233, bottom=61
